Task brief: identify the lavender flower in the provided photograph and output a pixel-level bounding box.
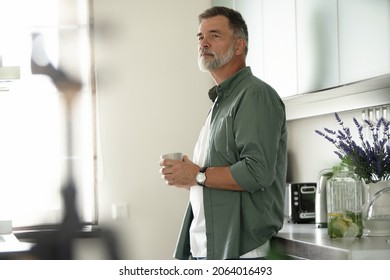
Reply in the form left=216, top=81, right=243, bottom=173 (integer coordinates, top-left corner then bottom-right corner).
left=315, top=112, right=390, bottom=183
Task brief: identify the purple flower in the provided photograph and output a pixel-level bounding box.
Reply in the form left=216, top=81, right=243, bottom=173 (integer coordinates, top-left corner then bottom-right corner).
left=315, top=113, right=390, bottom=183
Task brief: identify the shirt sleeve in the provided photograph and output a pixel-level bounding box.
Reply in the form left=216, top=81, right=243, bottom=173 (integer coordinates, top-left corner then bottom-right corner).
left=230, top=85, right=286, bottom=193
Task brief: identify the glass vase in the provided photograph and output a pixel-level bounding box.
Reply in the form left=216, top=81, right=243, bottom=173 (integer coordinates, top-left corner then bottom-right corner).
left=326, top=164, right=363, bottom=238
left=362, top=180, right=390, bottom=236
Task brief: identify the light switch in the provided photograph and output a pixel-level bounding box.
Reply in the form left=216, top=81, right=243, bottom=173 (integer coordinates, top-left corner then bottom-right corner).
left=0, top=220, right=12, bottom=234
left=111, top=203, right=129, bottom=219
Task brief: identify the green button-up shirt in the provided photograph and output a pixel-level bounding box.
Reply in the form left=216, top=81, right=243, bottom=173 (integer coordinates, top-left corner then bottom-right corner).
left=174, top=67, right=287, bottom=260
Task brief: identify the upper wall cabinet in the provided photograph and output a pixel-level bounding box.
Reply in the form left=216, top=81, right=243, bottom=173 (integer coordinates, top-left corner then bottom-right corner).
left=296, top=0, right=339, bottom=93
left=212, top=0, right=390, bottom=119
left=234, top=0, right=264, bottom=79
left=338, top=0, right=390, bottom=84
left=262, top=0, right=297, bottom=98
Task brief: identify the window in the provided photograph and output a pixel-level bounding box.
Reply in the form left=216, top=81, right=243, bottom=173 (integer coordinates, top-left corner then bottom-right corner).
left=0, top=0, right=97, bottom=228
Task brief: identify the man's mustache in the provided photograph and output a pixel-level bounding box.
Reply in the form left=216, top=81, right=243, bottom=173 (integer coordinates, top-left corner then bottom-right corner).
left=199, top=48, right=215, bottom=56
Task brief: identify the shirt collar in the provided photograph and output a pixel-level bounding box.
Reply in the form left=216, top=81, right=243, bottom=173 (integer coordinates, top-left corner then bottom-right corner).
left=208, top=67, right=252, bottom=102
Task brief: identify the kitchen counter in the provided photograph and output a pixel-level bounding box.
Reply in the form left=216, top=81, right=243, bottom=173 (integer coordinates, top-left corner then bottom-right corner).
left=271, top=222, right=390, bottom=259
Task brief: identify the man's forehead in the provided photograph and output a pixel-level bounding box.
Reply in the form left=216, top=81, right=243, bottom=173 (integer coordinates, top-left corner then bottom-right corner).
left=198, top=15, right=231, bottom=34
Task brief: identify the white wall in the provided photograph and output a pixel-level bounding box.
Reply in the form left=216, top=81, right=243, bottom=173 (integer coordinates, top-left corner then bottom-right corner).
left=87, top=0, right=213, bottom=259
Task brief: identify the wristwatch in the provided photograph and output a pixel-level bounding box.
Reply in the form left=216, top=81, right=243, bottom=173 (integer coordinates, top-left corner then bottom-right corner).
left=196, top=167, right=208, bottom=187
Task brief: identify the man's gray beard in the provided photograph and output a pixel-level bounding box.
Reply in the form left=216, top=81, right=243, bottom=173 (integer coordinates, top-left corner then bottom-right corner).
left=198, top=45, right=235, bottom=72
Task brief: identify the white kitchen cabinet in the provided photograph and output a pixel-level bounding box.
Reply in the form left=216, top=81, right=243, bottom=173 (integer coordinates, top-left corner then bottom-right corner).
left=338, top=0, right=390, bottom=84
left=212, top=0, right=390, bottom=118
left=212, top=0, right=234, bottom=7
left=262, top=0, right=298, bottom=98
left=296, top=0, right=339, bottom=93
left=234, top=0, right=264, bottom=79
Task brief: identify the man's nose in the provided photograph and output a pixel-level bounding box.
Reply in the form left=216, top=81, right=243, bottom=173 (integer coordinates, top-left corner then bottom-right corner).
left=199, top=38, right=210, bottom=49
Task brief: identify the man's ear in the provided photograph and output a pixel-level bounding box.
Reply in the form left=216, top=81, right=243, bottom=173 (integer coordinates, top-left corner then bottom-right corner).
left=235, top=38, right=246, bottom=56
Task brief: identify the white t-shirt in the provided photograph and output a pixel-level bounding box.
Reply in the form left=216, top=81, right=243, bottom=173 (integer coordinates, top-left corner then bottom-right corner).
left=189, top=108, right=211, bottom=258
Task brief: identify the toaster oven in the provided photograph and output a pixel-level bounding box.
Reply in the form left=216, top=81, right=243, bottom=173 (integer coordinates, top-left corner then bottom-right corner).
left=285, top=183, right=316, bottom=224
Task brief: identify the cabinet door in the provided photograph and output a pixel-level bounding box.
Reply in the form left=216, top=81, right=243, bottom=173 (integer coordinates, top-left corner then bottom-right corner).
left=235, top=0, right=264, bottom=78
left=296, top=0, right=339, bottom=93
left=338, top=0, right=390, bottom=84
left=262, top=0, right=297, bottom=98
left=212, top=0, right=234, bottom=7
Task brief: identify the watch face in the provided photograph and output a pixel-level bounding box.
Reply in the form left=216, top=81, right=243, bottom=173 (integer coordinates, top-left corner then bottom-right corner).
left=196, top=172, right=206, bottom=184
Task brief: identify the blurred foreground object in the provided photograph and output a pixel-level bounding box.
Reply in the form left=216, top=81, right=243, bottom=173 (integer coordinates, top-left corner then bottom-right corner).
left=29, top=33, right=120, bottom=259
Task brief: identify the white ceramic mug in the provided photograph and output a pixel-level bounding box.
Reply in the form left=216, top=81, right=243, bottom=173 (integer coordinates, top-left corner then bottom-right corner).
left=160, top=152, right=183, bottom=160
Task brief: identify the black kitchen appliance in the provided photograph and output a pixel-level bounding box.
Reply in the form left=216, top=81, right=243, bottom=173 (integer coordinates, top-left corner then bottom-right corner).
left=285, top=183, right=316, bottom=224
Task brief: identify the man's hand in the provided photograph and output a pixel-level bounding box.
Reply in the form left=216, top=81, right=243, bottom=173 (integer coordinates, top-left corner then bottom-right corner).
left=159, top=155, right=200, bottom=190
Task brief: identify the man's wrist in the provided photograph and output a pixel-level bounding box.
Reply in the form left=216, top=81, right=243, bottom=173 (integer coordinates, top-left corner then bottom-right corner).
left=196, top=167, right=207, bottom=187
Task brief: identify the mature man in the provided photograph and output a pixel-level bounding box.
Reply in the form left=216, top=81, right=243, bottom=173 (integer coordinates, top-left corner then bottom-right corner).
left=160, top=6, right=287, bottom=260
